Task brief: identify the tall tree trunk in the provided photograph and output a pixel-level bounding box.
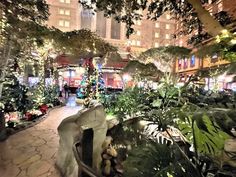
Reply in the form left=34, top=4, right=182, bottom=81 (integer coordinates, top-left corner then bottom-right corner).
left=187, top=0, right=225, bottom=37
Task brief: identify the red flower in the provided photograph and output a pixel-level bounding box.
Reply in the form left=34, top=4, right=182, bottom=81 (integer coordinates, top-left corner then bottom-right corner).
left=39, top=105, right=48, bottom=114
left=25, top=112, right=32, bottom=121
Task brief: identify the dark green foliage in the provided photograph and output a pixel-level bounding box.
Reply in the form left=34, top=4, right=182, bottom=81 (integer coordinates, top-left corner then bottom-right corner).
left=112, top=87, right=144, bottom=122
left=2, top=74, right=32, bottom=114
left=0, top=0, right=49, bottom=46
left=177, top=106, right=236, bottom=155
left=123, top=142, right=199, bottom=177
left=139, top=46, right=191, bottom=62
left=195, top=32, right=236, bottom=61
left=101, top=80, right=236, bottom=176
left=108, top=119, right=145, bottom=147
left=44, top=85, right=59, bottom=106
left=51, top=29, right=117, bottom=57
left=184, top=11, right=232, bottom=45
left=123, top=60, right=163, bottom=80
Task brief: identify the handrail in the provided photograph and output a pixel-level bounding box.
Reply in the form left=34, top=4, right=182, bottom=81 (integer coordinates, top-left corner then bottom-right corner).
left=73, top=141, right=102, bottom=177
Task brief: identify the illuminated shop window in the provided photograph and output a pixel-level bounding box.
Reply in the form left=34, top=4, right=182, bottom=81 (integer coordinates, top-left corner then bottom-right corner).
left=184, top=58, right=188, bottom=69
left=190, top=55, right=195, bottom=67
left=178, top=59, right=182, bottom=69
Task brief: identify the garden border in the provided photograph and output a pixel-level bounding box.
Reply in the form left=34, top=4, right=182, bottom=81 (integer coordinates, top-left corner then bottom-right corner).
left=5, top=105, right=63, bottom=137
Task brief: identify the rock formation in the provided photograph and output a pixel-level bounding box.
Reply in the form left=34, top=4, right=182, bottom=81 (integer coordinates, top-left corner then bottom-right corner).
left=56, top=102, right=107, bottom=177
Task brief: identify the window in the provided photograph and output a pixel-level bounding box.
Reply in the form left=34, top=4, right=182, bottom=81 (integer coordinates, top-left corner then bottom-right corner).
left=65, top=10, right=70, bottom=15
left=64, top=20, right=70, bottom=27
left=154, top=42, right=159, bottom=48
left=59, top=9, right=70, bottom=16
left=81, top=9, right=93, bottom=30
left=111, top=17, right=121, bottom=39
left=59, top=0, right=70, bottom=3
left=166, top=14, right=171, bottom=20
left=184, top=58, right=188, bottom=69
left=131, top=40, right=136, bottom=46
left=136, top=30, right=141, bottom=36
left=155, top=22, right=160, bottom=28
left=58, top=20, right=70, bottom=27
left=165, top=24, right=170, bottom=29
left=58, top=20, right=64, bottom=26
left=59, top=9, right=64, bottom=15
left=137, top=41, right=141, bottom=46
left=165, top=34, right=170, bottom=39
left=178, top=59, right=182, bottom=69
left=190, top=55, right=195, bottom=67
left=155, top=32, right=159, bottom=38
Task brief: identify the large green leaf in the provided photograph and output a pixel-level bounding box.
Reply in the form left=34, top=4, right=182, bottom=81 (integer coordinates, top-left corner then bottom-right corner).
left=152, top=99, right=162, bottom=108
left=193, top=114, right=229, bottom=154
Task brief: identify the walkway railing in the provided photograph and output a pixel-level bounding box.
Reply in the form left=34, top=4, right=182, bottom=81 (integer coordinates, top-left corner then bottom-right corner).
left=73, top=141, right=101, bottom=177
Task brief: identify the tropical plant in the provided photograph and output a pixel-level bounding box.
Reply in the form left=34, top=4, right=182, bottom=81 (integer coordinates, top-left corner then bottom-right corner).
left=103, top=77, right=236, bottom=176
left=112, top=87, right=144, bottom=122
left=123, top=142, right=199, bottom=177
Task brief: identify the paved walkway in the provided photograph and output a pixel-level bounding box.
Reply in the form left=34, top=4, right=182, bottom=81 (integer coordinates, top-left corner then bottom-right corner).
left=0, top=99, right=81, bottom=177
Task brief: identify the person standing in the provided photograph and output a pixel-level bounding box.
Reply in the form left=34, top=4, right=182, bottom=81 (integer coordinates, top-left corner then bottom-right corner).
left=64, top=83, right=69, bottom=98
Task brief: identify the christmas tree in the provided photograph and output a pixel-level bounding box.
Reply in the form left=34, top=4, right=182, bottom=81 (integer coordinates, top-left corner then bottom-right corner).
left=76, top=58, right=104, bottom=99
left=2, top=60, right=32, bottom=115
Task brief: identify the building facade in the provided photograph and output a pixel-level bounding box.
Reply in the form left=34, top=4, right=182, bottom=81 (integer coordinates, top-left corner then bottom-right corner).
left=129, top=13, right=177, bottom=51
left=174, top=0, right=236, bottom=90
left=46, top=0, right=178, bottom=54
left=46, top=0, right=180, bottom=88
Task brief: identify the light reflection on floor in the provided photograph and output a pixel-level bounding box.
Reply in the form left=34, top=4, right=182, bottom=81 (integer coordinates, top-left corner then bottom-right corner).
left=66, top=95, right=78, bottom=107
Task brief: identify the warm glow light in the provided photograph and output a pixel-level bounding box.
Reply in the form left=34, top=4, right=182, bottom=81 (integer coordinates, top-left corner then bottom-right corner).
left=231, top=39, right=236, bottom=44
left=123, top=73, right=132, bottom=82
left=221, top=29, right=229, bottom=38
left=216, top=35, right=220, bottom=43
left=225, top=76, right=233, bottom=83
left=76, top=67, right=85, bottom=74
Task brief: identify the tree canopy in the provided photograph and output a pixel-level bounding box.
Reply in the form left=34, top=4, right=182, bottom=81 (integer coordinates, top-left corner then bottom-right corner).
left=195, top=30, right=236, bottom=61
left=123, top=60, right=163, bottom=81
left=79, top=0, right=231, bottom=40
left=138, top=46, right=191, bottom=72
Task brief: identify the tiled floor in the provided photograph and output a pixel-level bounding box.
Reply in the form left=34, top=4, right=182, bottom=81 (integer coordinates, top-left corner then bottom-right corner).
left=0, top=97, right=81, bottom=177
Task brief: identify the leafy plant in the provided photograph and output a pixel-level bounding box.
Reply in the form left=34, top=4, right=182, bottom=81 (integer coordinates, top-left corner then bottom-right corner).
left=123, top=142, right=199, bottom=177
left=44, top=85, right=59, bottom=105
left=101, top=75, right=236, bottom=176
left=103, top=87, right=146, bottom=122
